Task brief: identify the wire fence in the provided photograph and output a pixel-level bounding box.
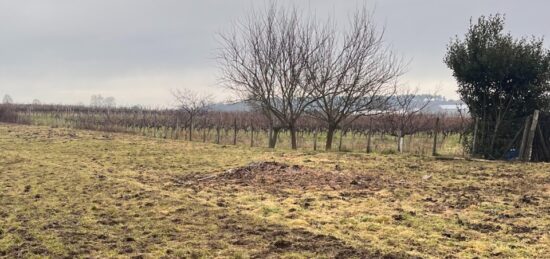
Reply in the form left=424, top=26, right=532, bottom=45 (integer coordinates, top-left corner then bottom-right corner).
left=1, top=103, right=469, bottom=156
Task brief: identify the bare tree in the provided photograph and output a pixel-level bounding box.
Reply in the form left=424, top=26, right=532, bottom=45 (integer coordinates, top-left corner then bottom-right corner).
left=104, top=97, right=116, bottom=108
left=455, top=103, right=470, bottom=144
left=247, top=101, right=286, bottom=148
left=172, top=88, right=213, bottom=141
left=307, top=8, right=404, bottom=150
left=90, top=95, right=116, bottom=108
left=386, top=87, right=432, bottom=152
left=3, top=94, right=13, bottom=104
left=90, top=94, right=104, bottom=107
left=218, top=3, right=323, bottom=149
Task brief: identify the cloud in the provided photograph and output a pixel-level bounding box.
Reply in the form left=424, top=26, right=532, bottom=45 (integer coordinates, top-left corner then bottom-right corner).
left=0, top=0, right=548, bottom=105
left=0, top=68, right=222, bottom=106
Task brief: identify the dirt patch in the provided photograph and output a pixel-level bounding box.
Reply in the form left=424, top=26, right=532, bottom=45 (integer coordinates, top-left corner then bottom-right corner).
left=464, top=222, right=502, bottom=233
left=216, top=213, right=413, bottom=259
left=174, top=161, right=385, bottom=193
left=510, top=225, right=537, bottom=234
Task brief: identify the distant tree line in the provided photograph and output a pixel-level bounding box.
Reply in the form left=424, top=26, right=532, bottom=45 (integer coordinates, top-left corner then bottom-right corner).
left=90, top=94, right=116, bottom=108
left=0, top=102, right=468, bottom=152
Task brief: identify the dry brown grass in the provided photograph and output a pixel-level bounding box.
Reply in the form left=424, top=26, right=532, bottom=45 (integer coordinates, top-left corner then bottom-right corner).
left=0, top=123, right=548, bottom=258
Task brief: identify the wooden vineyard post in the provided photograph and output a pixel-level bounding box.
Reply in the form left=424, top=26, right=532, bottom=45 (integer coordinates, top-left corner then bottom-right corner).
left=351, top=131, right=356, bottom=150
left=338, top=129, right=344, bottom=151
left=233, top=118, right=237, bottom=145
left=313, top=129, right=318, bottom=151
left=216, top=119, right=221, bottom=144
left=432, top=117, right=440, bottom=156
left=217, top=127, right=221, bottom=144
left=366, top=130, right=372, bottom=153
left=172, top=115, right=176, bottom=139
left=250, top=125, right=254, bottom=147
left=471, top=117, right=478, bottom=156
left=523, top=110, right=540, bottom=161
left=188, top=116, right=194, bottom=141
left=519, top=115, right=532, bottom=160
left=176, top=117, right=180, bottom=139
left=397, top=130, right=404, bottom=153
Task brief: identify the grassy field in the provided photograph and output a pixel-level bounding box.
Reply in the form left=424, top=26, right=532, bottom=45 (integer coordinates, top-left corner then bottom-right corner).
left=0, top=123, right=548, bottom=258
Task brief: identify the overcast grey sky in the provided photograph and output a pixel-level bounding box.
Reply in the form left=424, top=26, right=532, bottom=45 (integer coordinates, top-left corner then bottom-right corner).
left=0, top=0, right=549, bottom=107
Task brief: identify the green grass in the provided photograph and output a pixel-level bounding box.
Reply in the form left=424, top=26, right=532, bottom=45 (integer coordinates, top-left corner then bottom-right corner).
left=0, top=123, right=548, bottom=258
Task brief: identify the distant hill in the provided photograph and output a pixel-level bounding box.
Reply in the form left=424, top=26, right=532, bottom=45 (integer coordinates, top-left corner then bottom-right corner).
left=422, top=97, right=467, bottom=114
left=210, top=102, right=251, bottom=112
left=211, top=95, right=467, bottom=114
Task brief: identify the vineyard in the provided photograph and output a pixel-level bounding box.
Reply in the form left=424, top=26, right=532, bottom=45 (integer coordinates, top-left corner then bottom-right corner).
left=0, top=103, right=470, bottom=156
left=2, top=1, right=550, bottom=258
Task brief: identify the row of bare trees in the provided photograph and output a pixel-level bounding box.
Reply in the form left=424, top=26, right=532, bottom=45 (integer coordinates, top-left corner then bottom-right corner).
left=1, top=103, right=470, bottom=152
left=218, top=4, right=407, bottom=150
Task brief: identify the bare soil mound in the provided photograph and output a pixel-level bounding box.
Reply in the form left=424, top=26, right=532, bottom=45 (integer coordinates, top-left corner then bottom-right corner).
left=176, top=161, right=384, bottom=192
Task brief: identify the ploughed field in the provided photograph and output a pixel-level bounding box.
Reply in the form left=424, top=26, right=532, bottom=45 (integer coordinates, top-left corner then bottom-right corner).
left=0, top=123, right=548, bottom=258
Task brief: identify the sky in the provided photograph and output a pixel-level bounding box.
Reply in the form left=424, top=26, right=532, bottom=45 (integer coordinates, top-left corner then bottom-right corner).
left=0, top=0, right=549, bottom=107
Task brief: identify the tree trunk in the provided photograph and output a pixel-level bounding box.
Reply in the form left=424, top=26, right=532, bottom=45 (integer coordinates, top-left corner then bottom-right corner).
left=269, top=128, right=280, bottom=148
left=290, top=127, right=298, bottom=150
left=397, top=130, right=404, bottom=153
left=472, top=117, right=479, bottom=155
left=268, top=128, right=273, bottom=147
left=325, top=125, right=337, bottom=151
left=366, top=131, right=372, bottom=153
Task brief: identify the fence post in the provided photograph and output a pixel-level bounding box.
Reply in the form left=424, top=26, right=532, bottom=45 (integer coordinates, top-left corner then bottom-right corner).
left=216, top=118, right=221, bottom=144
left=250, top=125, right=254, bottom=147
left=366, top=130, right=372, bottom=153
left=216, top=126, right=220, bottom=144
left=351, top=131, right=356, bottom=150
left=188, top=116, right=193, bottom=141
left=313, top=129, right=318, bottom=151
left=472, top=117, right=479, bottom=156
left=338, top=129, right=344, bottom=151
left=233, top=118, right=237, bottom=145
left=432, top=117, right=440, bottom=156
left=523, top=110, right=540, bottom=161
left=397, top=130, right=404, bottom=153
left=519, top=115, right=532, bottom=160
